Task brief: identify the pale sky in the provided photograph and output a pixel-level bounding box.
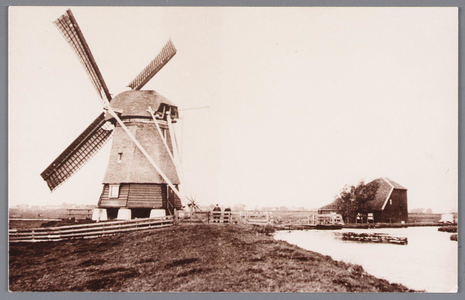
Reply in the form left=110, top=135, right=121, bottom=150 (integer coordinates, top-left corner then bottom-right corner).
left=9, top=7, right=458, bottom=213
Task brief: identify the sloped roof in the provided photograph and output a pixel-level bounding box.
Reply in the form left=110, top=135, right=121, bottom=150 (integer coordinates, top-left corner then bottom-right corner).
left=383, top=178, right=407, bottom=190
left=368, top=178, right=392, bottom=210
left=320, top=178, right=407, bottom=211
left=369, top=178, right=408, bottom=210
left=320, top=199, right=341, bottom=210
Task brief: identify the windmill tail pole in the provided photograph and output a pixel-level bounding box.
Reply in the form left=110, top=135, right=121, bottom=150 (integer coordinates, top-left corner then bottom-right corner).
left=147, top=107, right=180, bottom=179
left=105, top=106, right=189, bottom=207
left=167, top=112, right=186, bottom=189
left=148, top=107, right=191, bottom=205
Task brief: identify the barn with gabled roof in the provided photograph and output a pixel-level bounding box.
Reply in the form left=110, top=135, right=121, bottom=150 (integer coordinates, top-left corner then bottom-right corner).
left=369, top=178, right=408, bottom=223
left=318, top=177, right=408, bottom=224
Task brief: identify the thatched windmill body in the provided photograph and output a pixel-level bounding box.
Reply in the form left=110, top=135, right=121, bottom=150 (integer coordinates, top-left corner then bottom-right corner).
left=40, top=9, right=186, bottom=220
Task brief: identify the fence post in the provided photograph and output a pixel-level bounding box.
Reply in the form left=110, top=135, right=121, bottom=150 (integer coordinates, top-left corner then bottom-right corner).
left=9, top=216, right=178, bottom=243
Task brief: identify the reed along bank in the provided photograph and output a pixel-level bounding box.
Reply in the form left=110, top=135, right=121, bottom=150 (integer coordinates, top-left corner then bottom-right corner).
left=9, top=224, right=415, bottom=292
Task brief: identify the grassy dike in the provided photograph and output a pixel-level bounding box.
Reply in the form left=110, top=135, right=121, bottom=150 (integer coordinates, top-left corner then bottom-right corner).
left=9, top=224, right=416, bottom=292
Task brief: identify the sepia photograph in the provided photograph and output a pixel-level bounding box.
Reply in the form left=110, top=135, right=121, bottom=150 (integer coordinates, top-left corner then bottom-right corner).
left=8, top=6, right=458, bottom=292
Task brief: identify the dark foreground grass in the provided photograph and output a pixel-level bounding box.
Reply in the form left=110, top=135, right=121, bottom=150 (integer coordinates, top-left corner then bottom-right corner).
left=9, top=224, right=415, bottom=292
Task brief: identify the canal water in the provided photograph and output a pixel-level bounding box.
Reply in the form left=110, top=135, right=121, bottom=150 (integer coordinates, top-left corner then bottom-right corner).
left=274, top=227, right=457, bottom=292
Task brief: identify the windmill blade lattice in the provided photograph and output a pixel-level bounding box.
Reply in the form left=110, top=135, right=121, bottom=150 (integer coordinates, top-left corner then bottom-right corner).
left=40, top=113, right=113, bottom=191
left=127, top=39, right=177, bottom=90
left=54, top=9, right=112, bottom=103
left=42, top=9, right=184, bottom=216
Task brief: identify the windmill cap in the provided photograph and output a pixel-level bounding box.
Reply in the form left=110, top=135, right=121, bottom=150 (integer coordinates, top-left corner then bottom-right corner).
left=109, top=90, right=178, bottom=119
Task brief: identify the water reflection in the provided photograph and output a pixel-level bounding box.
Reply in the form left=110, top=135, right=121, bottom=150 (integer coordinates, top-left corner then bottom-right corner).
left=274, top=227, right=457, bottom=292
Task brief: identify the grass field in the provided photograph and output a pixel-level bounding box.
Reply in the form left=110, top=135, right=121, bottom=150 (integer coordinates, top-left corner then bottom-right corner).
left=9, top=224, right=415, bottom=292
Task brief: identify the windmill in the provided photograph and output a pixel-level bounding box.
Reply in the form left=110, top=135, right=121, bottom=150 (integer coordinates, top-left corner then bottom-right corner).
left=40, top=9, right=187, bottom=220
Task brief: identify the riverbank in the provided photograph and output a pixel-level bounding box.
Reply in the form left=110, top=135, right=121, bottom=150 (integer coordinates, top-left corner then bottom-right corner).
left=344, top=222, right=446, bottom=228
left=276, top=226, right=457, bottom=292
left=9, top=224, right=415, bottom=292
left=268, top=222, right=445, bottom=231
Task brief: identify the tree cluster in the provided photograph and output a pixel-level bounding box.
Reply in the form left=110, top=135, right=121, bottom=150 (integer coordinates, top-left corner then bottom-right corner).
left=336, top=180, right=380, bottom=223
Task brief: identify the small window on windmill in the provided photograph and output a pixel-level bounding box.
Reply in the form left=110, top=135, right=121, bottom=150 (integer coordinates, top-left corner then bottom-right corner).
left=390, top=199, right=393, bottom=205
left=157, top=105, right=167, bottom=120
left=109, top=184, right=120, bottom=198
left=117, top=152, right=123, bottom=163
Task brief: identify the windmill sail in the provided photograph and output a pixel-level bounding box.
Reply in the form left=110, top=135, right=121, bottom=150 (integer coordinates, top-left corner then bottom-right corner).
left=41, top=113, right=113, bottom=191
left=54, top=9, right=112, bottom=103
left=127, top=39, right=177, bottom=90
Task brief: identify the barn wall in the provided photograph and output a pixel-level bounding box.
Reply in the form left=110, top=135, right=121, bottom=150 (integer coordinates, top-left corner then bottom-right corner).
left=98, top=182, right=185, bottom=212
left=98, top=184, right=129, bottom=207
left=166, top=184, right=183, bottom=212
left=127, top=184, right=166, bottom=208
left=373, top=210, right=383, bottom=223
left=379, top=189, right=408, bottom=223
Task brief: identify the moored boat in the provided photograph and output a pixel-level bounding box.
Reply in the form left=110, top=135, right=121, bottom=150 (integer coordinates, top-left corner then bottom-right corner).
left=315, top=224, right=344, bottom=230
left=309, top=213, right=345, bottom=230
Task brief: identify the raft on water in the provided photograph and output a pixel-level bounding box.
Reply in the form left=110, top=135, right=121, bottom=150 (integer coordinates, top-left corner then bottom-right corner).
left=438, top=226, right=457, bottom=233
left=338, top=232, right=408, bottom=245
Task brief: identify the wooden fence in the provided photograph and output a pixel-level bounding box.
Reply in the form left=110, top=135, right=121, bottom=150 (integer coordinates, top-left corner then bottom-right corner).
left=177, top=211, right=210, bottom=223
left=66, top=208, right=93, bottom=220
left=176, top=211, right=236, bottom=224
left=9, top=216, right=174, bottom=243
left=10, top=211, right=274, bottom=243
left=176, top=211, right=271, bottom=225
left=245, top=212, right=271, bottom=225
